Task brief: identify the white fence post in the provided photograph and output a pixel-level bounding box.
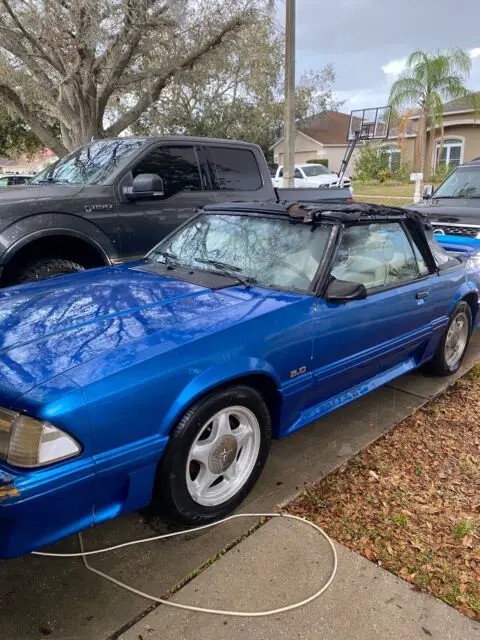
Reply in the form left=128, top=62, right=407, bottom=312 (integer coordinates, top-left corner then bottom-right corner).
left=410, top=172, right=423, bottom=204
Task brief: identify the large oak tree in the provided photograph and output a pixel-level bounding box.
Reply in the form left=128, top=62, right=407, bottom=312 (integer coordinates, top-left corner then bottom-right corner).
left=0, top=0, right=263, bottom=156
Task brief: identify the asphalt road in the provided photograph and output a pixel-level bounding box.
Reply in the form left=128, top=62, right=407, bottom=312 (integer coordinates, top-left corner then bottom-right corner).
left=1, top=334, right=479, bottom=640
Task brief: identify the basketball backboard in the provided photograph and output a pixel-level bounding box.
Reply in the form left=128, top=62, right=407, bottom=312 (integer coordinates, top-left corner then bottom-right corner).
left=347, top=106, right=392, bottom=141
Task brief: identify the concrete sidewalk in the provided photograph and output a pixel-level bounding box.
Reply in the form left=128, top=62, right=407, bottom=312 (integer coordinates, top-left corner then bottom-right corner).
left=121, top=518, right=480, bottom=640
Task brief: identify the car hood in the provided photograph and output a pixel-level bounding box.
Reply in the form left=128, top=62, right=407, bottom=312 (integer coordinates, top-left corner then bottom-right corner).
left=0, top=183, right=85, bottom=204
left=305, top=175, right=336, bottom=185
left=406, top=198, right=480, bottom=225
left=0, top=264, right=278, bottom=400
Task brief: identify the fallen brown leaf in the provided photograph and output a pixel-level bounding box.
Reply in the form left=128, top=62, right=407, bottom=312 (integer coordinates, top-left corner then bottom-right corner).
left=290, top=366, right=480, bottom=621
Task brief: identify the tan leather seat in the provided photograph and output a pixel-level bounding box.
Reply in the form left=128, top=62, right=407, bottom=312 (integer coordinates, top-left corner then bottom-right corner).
left=332, top=255, right=388, bottom=288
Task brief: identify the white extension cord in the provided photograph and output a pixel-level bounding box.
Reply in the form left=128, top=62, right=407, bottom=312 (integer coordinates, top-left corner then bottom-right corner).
left=32, top=512, right=338, bottom=618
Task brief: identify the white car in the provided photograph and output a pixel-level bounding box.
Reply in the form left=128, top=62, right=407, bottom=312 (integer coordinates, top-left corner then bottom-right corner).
left=272, top=164, right=352, bottom=190
left=0, top=173, right=35, bottom=187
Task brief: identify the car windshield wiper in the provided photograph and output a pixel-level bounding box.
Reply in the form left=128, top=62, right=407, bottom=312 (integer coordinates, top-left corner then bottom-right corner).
left=194, top=257, right=253, bottom=288
left=156, top=250, right=181, bottom=266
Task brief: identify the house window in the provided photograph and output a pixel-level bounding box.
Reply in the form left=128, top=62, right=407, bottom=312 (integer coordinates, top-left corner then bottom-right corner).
left=382, top=145, right=401, bottom=171
left=433, top=138, right=464, bottom=169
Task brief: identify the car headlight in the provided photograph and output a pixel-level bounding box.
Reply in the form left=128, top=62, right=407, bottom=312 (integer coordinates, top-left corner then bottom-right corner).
left=476, top=232, right=480, bottom=239
left=0, top=408, right=80, bottom=468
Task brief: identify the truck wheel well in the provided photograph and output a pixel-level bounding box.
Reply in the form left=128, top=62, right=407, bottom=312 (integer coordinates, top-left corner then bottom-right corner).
left=462, top=292, right=479, bottom=325
left=2, top=235, right=108, bottom=282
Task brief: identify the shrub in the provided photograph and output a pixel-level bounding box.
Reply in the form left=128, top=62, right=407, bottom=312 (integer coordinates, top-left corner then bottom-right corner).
left=392, top=164, right=412, bottom=184
left=426, top=163, right=455, bottom=186
left=377, top=168, right=392, bottom=183
left=353, top=144, right=390, bottom=182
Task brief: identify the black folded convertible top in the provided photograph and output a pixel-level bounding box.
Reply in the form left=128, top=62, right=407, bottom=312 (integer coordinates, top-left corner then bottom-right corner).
left=202, top=200, right=431, bottom=229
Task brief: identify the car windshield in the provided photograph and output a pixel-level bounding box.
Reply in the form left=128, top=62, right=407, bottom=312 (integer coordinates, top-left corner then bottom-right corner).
left=301, top=165, right=330, bottom=177
left=149, top=214, right=331, bottom=292
left=31, top=139, right=147, bottom=185
left=434, top=166, right=480, bottom=198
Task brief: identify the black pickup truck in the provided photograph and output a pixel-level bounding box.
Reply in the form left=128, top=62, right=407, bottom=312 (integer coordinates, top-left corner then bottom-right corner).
left=407, top=158, right=480, bottom=238
left=0, top=136, right=351, bottom=284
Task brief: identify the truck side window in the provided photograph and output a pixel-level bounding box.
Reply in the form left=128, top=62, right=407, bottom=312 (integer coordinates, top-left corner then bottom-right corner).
left=209, top=147, right=262, bottom=191
left=133, top=145, right=202, bottom=198
left=294, top=168, right=302, bottom=179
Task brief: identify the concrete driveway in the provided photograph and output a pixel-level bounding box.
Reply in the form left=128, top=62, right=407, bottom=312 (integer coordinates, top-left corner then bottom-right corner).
left=2, top=335, right=479, bottom=640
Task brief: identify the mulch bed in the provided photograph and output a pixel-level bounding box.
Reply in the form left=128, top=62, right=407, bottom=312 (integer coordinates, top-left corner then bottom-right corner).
left=289, top=368, right=480, bottom=620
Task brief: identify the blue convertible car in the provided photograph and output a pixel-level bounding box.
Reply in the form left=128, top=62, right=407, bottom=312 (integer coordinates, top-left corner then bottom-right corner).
left=1, top=202, right=479, bottom=557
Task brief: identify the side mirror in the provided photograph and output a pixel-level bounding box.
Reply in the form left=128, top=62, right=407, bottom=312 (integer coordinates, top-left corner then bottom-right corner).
left=325, top=278, right=367, bottom=303
left=125, top=173, right=164, bottom=201
left=423, top=184, right=434, bottom=200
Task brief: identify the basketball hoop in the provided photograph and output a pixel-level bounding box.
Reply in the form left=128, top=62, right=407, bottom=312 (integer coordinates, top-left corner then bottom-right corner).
left=338, top=106, right=392, bottom=183
left=347, top=106, right=392, bottom=142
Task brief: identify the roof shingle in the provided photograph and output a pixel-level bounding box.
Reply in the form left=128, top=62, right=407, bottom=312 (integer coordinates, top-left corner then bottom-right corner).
left=298, top=111, right=351, bottom=144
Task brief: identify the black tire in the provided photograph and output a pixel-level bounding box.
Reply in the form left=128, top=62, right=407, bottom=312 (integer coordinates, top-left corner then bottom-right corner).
left=12, top=258, right=85, bottom=284
left=154, top=385, right=272, bottom=525
left=425, top=301, right=472, bottom=376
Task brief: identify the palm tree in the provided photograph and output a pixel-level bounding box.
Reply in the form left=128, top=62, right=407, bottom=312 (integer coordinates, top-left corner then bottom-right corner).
left=388, top=49, right=475, bottom=175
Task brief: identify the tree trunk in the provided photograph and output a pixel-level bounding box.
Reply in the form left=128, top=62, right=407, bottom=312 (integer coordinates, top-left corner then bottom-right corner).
left=58, top=81, right=104, bottom=150
left=436, top=121, right=445, bottom=177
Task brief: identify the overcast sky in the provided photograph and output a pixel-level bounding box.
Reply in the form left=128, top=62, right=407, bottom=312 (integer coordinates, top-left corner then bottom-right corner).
left=276, top=0, right=480, bottom=112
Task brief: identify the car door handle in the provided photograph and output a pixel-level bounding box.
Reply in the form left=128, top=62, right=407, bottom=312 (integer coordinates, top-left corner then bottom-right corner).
left=416, top=291, right=429, bottom=299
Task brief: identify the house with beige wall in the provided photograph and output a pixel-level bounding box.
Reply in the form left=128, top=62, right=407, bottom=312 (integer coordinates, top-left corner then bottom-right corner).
left=397, top=97, right=480, bottom=176
left=272, top=99, right=480, bottom=178
left=271, top=111, right=359, bottom=173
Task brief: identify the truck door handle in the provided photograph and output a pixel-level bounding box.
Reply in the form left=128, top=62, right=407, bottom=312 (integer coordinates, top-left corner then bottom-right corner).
left=416, top=291, right=429, bottom=299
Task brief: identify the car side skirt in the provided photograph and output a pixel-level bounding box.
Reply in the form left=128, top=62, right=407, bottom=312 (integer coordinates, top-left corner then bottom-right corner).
left=283, top=357, right=417, bottom=437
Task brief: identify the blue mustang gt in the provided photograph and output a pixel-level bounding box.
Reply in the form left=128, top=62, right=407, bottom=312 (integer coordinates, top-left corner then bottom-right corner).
left=1, top=202, right=479, bottom=557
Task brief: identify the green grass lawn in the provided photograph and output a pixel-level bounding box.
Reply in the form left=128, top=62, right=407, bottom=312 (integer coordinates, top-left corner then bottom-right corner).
left=354, top=182, right=415, bottom=207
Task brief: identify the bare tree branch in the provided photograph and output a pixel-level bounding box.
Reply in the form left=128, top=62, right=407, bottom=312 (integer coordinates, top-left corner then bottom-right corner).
left=94, top=0, right=158, bottom=73
left=105, top=14, right=245, bottom=137
left=0, top=84, right=68, bottom=156
left=0, top=23, right=57, bottom=94
left=1, top=0, right=66, bottom=73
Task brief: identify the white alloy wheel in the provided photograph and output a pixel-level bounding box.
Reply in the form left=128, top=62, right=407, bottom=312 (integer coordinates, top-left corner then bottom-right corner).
left=186, top=406, right=261, bottom=507
left=444, top=310, right=469, bottom=368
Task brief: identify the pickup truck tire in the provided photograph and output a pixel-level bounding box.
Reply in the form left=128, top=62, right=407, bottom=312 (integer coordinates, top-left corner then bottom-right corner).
left=154, top=385, right=272, bottom=525
left=13, top=258, right=85, bottom=284
left=426, top=301, right=472, bottom=376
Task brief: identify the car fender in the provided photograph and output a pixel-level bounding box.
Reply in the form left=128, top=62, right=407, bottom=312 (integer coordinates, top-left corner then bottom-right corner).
left=160, top=356, right=281, bottom=435
left=448, top=279, right=479, bottom=318
left=0, top=213, right=117, bottom=265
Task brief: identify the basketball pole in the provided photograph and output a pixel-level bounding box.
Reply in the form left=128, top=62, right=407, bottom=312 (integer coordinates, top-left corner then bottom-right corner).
left=283, top=0, right=296, bottom=189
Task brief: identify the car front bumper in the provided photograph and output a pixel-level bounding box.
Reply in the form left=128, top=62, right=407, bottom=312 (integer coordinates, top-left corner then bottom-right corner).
left=0, top=434, right=170, bottom=559
left=0, top=461, right=97, bottom=558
